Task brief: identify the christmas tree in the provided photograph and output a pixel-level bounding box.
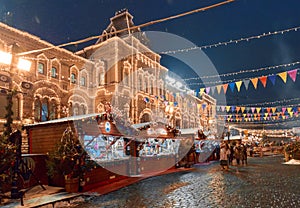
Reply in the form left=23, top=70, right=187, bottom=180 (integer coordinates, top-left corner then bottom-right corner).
left=0, top=90, right=17, bottom=195
left=46, top=126, right=95, bottom=189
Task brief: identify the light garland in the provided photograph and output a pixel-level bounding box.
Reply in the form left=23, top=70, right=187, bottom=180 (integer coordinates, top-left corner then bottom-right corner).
left=161, top=25, right=300, bottom=55
left=184, top=61, right=300, bottom=81
left=17, top=0, right=234, bottom=56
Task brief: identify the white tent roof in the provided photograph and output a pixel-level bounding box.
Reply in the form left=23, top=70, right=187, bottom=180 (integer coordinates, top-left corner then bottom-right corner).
left=224, top=135, right=242, bottom=141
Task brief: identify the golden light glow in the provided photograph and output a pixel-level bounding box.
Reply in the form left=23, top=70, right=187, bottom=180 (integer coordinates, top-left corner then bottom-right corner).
left=0, top=51, right=12, bottom=65
left=17, top=58, right=31, bottom=71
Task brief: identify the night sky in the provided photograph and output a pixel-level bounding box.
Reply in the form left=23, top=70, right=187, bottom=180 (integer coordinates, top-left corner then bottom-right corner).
left=1, top=0, right=300, bottom=125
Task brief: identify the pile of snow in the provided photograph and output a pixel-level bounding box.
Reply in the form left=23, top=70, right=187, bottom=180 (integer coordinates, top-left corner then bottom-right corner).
left=283, top=159, right=300, bottom=165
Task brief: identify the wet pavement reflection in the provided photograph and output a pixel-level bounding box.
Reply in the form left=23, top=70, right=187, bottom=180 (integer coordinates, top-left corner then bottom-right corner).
left=73, top=156, right=300, bottom=208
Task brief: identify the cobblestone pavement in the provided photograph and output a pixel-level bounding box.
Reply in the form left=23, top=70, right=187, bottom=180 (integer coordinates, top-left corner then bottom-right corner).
left=72, top=156, right=300, bottom=208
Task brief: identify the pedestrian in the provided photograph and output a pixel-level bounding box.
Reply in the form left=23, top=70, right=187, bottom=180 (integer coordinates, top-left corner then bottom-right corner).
left=234, top=143, right=241, bottom=165
left=241, top=144, right=247, bottom=165
left=219, top=143, right=229, bottom=170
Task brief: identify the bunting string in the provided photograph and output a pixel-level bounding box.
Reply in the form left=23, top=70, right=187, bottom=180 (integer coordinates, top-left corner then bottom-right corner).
left=194, top=68, right=298, bottom=96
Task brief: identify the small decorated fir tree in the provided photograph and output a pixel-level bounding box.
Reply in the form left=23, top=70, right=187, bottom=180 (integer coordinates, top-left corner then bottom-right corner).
left=46, top=126, right=94, bottom=189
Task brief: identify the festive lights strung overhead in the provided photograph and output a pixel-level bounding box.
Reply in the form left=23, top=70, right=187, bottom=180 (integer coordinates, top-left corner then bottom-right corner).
left=161, top=25, right=300, bottom=55
left=193, top=68, right=298, bottom=96
left=184, top=61, right=300, bottom=81
left=17, top=0, right=234, bottom=56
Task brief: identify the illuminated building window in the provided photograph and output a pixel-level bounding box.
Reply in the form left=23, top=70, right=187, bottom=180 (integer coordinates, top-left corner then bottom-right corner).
left=70, top=73, right=76, bottom=84
left=51, top=67, right=57, bottom=78
left=80, top=76, right=86, bottom=86
left=38, top=62, right=45, bottom=74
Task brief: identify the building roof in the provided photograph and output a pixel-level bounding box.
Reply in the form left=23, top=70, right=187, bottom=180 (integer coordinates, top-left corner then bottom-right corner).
left=24, top=113, right=104, bottom=127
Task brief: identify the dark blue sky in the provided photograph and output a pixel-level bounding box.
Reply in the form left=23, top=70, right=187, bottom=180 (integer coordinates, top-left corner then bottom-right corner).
left=1, top=0, right=300, bottom=108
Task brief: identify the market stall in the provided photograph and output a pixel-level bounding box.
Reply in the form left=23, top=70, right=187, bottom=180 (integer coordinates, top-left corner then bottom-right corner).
left=131, top=122, right=191, bottom=175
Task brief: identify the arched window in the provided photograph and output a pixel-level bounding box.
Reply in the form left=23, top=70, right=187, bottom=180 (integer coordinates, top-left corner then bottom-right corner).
left=140, top=113, right=151, bottom=123
left=38, top=62, right=45, bottom=74
left=70, top=73, right=76, bottom=84
left=51, top=67, right=57, bottom=78
left=80, top=76, right=86, bottom=86
left=34, top=97, right=58, bottom=122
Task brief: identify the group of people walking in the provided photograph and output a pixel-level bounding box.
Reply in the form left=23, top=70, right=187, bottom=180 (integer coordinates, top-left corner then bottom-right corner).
left=219, top=142, right=248, bottom=170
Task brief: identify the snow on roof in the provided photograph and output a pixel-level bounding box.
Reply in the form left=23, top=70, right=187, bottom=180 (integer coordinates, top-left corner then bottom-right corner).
left=283, top=159, right=300, bottom=165
left=0, top=22, right=92, bottom=63
left=180, top=128, right=198, bottom=135
left=223, top=135, right=242, bottom=141
left=24, top=113, right=104, bottom=127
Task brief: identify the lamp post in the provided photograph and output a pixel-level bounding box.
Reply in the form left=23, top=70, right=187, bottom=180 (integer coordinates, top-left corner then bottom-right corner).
left=0, top=44, right=31, bottom=199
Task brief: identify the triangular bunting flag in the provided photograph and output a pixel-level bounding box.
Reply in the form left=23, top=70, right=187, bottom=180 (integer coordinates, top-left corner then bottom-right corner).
left=202, top=103, right=207, bottom=110
left=282, top=107, right=286, bottom=113
left=287, top=107, right=292, bottom=113
left=251, top=107, right=255, bottom=113
left=235, top=81, right=243, bottom=92
left=278, top=71, right=287, bottom=83
left=243, top=79, right=250, bottom=90
left=287, top=69, right=298, bottom=82
left=197, top=104, right=201, bottom=109
left=266, top=107, right=271, bottom=113
left=211, top=86, right=216, bottom=95
left=221, top=106, right=226, bottom=112
left=223, top=84, right=228, bottom=94
left=205, top=87, right=211, bottom=94
left=226, top=106, right=231, bottom=112
left=200, top=88, right=205, bottom=95
left=256, top=107, right=261, bottom=113
left=259, top=76, right=267, bottom=88
left=229, top=82, right=235, bottom=92
left=268, top=75, right=276, bottom=85
left=250, top=78, right=258, bottom=89
left=216, top=85, right=222, bottom=94
left=231, top=106, right=236, bottom=112
left=289, top=112, right=293, bottom=117
left=241, top=107, right=245, bottom=113
left=236, top=106, right=241, bottom=113
left=272, top=107, right=277, bottom=113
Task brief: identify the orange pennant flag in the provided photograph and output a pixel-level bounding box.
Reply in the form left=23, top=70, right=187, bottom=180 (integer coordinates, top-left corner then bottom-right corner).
left=278, top=71, right=287, bottom=83
left=272, top=107, right=277, bottom=113
left=216, top=85, right=222, bottom=94
left=266, top=107, right=271, bottom=113
left=259, top=76, right=267, bottom=88
left=236, top=106, right=241, bottom=113
left=250, top=78, right=258, bottom=89
left=223, top=83, right=228, bottom=94
left=235, top=81, right=243, bottom=92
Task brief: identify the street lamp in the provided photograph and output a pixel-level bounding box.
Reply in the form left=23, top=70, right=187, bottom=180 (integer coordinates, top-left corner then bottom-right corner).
left=0, top=47, right=32, bottom=199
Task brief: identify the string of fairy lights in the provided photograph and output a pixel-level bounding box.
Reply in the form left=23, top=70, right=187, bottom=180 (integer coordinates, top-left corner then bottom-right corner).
left=161, top=25, right=300, bottom=55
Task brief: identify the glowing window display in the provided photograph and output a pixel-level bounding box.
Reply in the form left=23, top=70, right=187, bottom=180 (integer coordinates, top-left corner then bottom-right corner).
left=83, top=135, right=128, bottom=161
left=138, top=138, right=180, bottom=156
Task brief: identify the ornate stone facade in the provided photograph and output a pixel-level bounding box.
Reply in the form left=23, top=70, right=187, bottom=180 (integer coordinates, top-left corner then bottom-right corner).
left=0, top=10, right=216, bottom=133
